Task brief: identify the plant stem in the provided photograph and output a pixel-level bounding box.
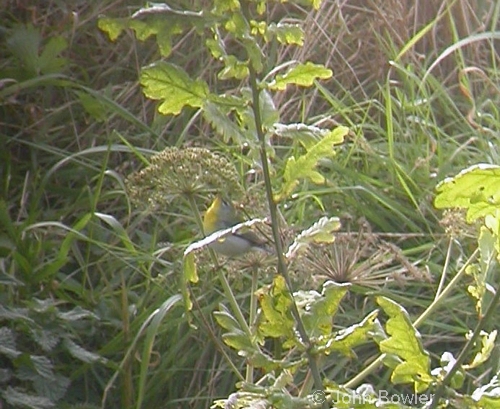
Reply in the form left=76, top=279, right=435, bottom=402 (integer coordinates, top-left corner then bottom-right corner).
left=246, top=61, right=326, bottom=407
left=246, top=266, right=259, bottom=383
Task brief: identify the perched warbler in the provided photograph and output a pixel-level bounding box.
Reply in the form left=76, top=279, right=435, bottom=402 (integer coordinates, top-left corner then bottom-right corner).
left=203, top=194, right=268, bottom=257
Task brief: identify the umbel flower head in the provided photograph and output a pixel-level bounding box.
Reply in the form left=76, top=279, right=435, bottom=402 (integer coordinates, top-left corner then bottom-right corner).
left=295, top=230, right=431, bottom=289
left=126, top=147, right=243, bottom=209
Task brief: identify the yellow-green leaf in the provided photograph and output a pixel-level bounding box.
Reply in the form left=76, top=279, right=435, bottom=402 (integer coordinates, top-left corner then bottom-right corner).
left=256, top=275, right=296, bottom=345
left=218, top=55, right=249, bottom=80
left=435, top=164, right=500, bottom=222
left=464, top=330, right=497, bottom=370
left=98, top=17, right=129, bottom=41
left=285, top=216, right=341, bottom=259
left=267, top=62, right=332, bottom=91
left=297, top=281, right=350, bottom=338
left=377, top=296, right=433, bottom=393
left=277, top=126, right=348, bottom=201
left=321, top=310, right=379, bottom=356
left=268, top=23, right=304, bottom=46
left=140, top=62, right=210, bottom=115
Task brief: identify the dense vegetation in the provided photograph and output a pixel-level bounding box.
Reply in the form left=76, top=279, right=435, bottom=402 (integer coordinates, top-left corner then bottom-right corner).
left=1, top=1, right=499, bottom=408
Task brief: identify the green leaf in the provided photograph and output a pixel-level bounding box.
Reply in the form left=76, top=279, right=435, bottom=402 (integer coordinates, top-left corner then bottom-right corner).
left=212, top=0, right=241, bottom=15
left=206, top=37, right=225, bottom=59
left=214, top=307, right=241, bottom=332
left=377, top=297, right=432, bottom=393
left=218, top=55, right=249, bottom=80
left=434, top=164, right=500, bottom=222
left=63, top=339, right=106, bottom=364
left=57, top=306, right=97, bottom=322
left=140, top=62, right=210, bottom=115
left=30, top=328, right=60, bottom=352
left=0, top=327, right=21, bottom=359
left=267, top=62, right=332, bottom=91
left=243, top=37, right=263, bottom=72
left=273, top=122, right=334, bottom=149
left=181, top=252, right=196, bottom=315
left=277, top=126, right=348, bottom=200
left=466, top=222, right=498, bottom=316
left=97, top=17, right=129, bottom=41
left=100, top=4, right=204, bottom=57
left=30, top=355, right=54, bottom=380
left=239, top=88, right=279, bottom=132
left=6, top=24, right=41, bottom=77
left=222, top=329, right=255, bottom=351
left=203, top=99, right=246, bottom=142
left=33, top=373, right=70, bottom=403
left=322, top=310, right=379, bottom=356
left=256, top=275, right=296, bottom=346
left=285, top=216, right=341, bottom=259
left=136, top=294, right=183, bottom=409
left=4, top=386, right=55, bottom=409
left=224, top=11, right=247, bottom=36
left=485, top=212, right=500, bottom=257
left=129, top=19, right=183, bottom=57
left=37, top=36, right=68, bottom=74
left=296, top=281, right=349, bottom=338
left=183, top=251, right=198, bottom=284
left=76, top=90, right=110, bottom=122
left=268, top=23, right=304, bottom=45
left=464, top=330, right=497, bottom=370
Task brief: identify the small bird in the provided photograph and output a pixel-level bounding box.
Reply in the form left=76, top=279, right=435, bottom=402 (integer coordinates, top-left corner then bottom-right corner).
left=203, top=194, right=268, bottom=256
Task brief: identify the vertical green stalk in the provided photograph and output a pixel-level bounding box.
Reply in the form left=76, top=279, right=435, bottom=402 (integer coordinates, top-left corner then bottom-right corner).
left=245, top=266, right=259, bottom=383
left=120, top=270, right=133, bottom=408
left=245, top=57, right=327, bottom=409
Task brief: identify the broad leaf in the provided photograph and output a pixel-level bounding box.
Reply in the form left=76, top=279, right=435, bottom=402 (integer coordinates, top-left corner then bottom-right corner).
left=377, top=297, right=432, bottom=393
left=99, top=4, right=205, bottom=57
left=203, top=99, right=246, bottom=142
left=435, top=164, right=500, bottom=222
left=267, top=62, right=332, bottom=91
left=4, top=387, right=55, bottom=409
left=140, top=62, right=210, bottom=115
left=273, top=122, right=335, bottom=148
left=296, top=281, right=349, bottom=338
left=321, top=310, right=379, bottom=356
left=256, top=275, right=296, bottom=347
left=268, top=23, right=304, bottom=46
left=277, top=126, right=348, bottom=200
left=285, top=216, right=341, bottom=259
left=63, top=339, right=106, bottom=364
left=218, top=55, right=249, bottom=80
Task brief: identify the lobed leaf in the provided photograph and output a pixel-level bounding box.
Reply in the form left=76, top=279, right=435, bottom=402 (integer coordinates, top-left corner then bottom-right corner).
left=277, top=126, right=348, bottom=200
left=140, top=62, right=210, bottom=115
left=377, top=297, right=433, bottom=393
left=321, top=310, right=379, bottom=356
left=296, top=281, right=350, bottom=338
left=434, top=164, right=500, bottom=222
left=267, top=62, right=332, bottom=91
left=256, top=275, right=296, bottom=346
left=285, top=216, right=341, bottom=259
